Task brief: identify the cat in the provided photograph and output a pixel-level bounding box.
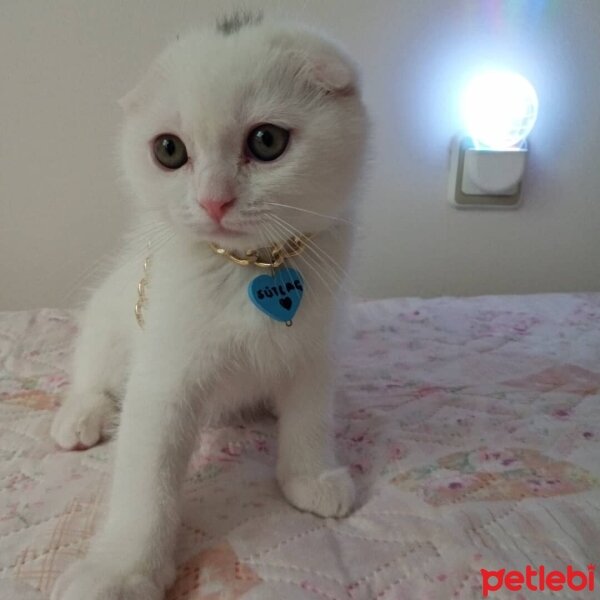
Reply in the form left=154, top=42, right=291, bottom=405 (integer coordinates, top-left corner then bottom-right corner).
left=50, top=12, right=368, bottom=600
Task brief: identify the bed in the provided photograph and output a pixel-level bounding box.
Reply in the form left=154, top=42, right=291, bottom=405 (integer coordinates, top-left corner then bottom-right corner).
left=1, top=293, right=599, bottom=600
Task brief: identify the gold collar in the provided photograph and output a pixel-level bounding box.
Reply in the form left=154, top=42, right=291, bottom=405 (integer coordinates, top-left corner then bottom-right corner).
left=208, top=235, right=311, bottom=269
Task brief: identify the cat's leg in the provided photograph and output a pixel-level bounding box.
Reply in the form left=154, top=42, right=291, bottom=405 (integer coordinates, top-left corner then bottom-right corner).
left=275, top=356, right=355, bottom=518
left=51, top=303, right=128, bottom=450
left=51, top=345, right=202, bottom=600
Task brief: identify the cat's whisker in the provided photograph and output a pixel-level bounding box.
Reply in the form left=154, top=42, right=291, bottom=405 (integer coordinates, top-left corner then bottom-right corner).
left=277, top=240, right=349, bottom=303
left=297, top=246, right=344, bottom=296
left=239, top=208, right=270, bottom=217
left=293, top=249, right=341, bottom=301
left=61, top=221, right=173, bottom=303
left=146, top=230, right=176, bottom=257
left=265, top=201, right=357, bottom=227
left=61, top=257, right=113, bottom=303
left=261, top=221, right=320, bottom=307
left=127, top=224, right=174, bottom=262
left=262, top=220, right=330, bottom=304
left=254, top=216, right=278, bottom=248
left=265, top=215, right=346, bottom=294
left=268, top=227, right=322, bottom=304
left=269, top=212, right=354, bottom=286
left=267, top=213, right=352, bottom=292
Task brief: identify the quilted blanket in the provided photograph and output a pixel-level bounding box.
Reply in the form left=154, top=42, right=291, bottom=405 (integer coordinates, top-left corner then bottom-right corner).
left=1, top=294, right=599, bottom=600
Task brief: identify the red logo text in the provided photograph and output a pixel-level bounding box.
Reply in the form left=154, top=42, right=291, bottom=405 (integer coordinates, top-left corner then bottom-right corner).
left=481, top=565, right=596, bottom=597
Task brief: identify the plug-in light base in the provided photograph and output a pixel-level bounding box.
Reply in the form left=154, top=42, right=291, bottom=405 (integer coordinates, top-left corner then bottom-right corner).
left=449, top=137, right=527, bottom=209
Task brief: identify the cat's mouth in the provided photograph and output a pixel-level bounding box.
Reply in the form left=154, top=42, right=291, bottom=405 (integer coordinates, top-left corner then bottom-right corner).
left=200, top=223, right=256, bottom=244
left=211, top=224, right=246, bottom=236
left=188, top=218, right=263, bottom=244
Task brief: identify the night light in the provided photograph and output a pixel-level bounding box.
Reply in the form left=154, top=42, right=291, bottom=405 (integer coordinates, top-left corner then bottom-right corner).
left=462, top=71, right=538, bottom=150
left=449, top=71, right=538, bottom=208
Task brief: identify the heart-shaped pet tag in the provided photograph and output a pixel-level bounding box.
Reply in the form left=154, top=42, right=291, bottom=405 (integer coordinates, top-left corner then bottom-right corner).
left=248, top=268, right=304, bottom=323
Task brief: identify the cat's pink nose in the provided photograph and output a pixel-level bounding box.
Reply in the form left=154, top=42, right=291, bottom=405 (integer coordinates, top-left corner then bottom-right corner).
left=199, top=197, right=236, bottom=223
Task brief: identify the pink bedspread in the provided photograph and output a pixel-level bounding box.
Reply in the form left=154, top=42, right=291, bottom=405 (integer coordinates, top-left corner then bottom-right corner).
left=1, top=294, right=599, bottom=600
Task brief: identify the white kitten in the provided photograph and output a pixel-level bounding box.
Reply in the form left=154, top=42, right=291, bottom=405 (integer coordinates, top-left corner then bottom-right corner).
left=51, top=13, right=367, bottom=600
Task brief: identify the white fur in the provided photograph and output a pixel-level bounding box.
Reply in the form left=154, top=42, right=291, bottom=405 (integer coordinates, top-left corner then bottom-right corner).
left=51, top=17, right=367, bottom=600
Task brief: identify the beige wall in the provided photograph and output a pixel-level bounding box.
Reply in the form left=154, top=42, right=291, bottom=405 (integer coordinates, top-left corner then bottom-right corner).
left=1, top=0, right=599, bottom=310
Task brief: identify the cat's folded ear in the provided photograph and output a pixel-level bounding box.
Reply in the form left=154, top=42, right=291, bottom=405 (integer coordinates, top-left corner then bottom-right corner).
left=273, top=31, right=359, bottom=97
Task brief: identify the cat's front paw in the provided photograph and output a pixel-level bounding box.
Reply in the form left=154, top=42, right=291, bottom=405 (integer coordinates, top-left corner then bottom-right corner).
left=279, top=467, right=355, bottom=518
left=51, top=392, right=115, bottom=450
left=50, top=557, right=172, bottom=600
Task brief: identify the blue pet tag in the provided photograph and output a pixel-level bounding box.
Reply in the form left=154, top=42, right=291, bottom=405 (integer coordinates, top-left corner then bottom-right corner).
left=248, top=268, right=304, bottom=325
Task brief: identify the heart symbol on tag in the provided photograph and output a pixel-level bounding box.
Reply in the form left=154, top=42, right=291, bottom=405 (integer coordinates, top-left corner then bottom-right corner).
left=248, top=268, right=304, bottom=323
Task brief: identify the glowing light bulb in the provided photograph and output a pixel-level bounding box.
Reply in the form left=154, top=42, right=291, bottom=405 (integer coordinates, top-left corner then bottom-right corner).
left=461, top=71, right=538, bottom=150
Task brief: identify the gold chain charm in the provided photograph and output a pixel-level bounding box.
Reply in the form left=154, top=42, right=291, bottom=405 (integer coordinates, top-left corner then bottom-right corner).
left=135, top=254, right=151, bottom=328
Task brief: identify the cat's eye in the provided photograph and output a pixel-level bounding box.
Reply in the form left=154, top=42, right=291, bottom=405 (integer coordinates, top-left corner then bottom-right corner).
left=153, top=134, right=188, bottom=170
left=246, top=124, right=290, bottom=162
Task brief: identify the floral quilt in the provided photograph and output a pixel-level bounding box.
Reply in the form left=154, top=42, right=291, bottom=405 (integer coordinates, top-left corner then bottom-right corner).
left=1, top=294, right=599, bottom=599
